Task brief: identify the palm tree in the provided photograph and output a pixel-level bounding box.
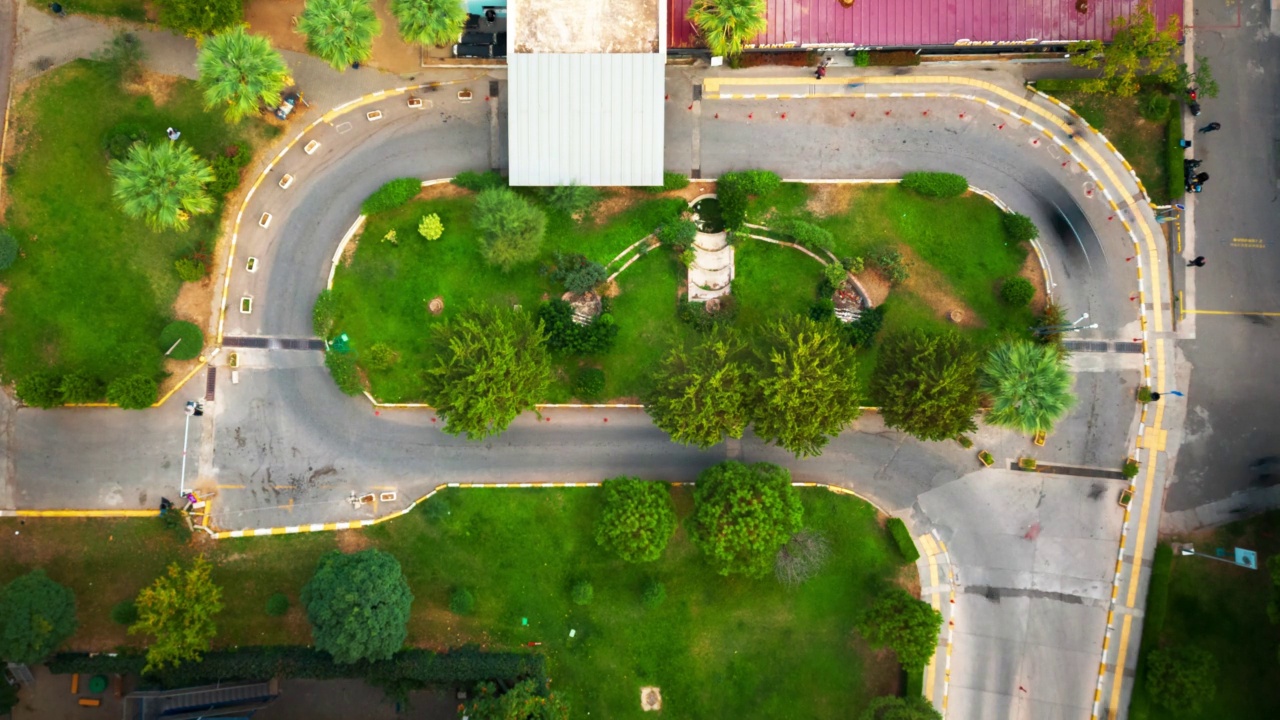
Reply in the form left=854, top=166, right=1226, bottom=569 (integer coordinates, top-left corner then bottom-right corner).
left=297, top=0, right=382, bottom=71
left=980, top=340, right=1076, bottom=434
left=687, top=0, right=768, bottom=59
left=391, top=0, right=466, bottom=47
left=197, top=26, right=291, bottom=124
left=109, top=141, right=216, bottom=232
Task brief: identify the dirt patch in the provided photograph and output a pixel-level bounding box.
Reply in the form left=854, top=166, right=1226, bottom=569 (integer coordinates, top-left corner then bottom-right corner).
left=417, top=182, right=470, bottom=201
left=173, top=278, right=216, bottom=333
left=1018, top=249, right=1049, bottom=314
left=341, top=232, right=361, bottom=266
left=124, top=71, right=180, bottom=105
left=898, top=246, right=981, bottom=328
left=0, top=284, right=7, bottom=316
left=847, top=632, right=902, bottom=698
left=245, top=0, right=424, bottom=74
left=335, top=529, right=373, bottom=554
left=855, top=269, right=892, bottom=306
left=806, top=184, right=856, bottom=217
left=592, top=189, right=644, bottom=226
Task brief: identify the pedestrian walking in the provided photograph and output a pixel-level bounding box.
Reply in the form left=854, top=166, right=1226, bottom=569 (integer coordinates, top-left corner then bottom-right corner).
left=1197, top=122, right=1221, bottom=133
left=1188, top=256, right=1206, bottom=267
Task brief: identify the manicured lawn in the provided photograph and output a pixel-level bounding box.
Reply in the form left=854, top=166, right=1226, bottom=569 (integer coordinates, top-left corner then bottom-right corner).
left=1133, top=512, right=1280, bottom=719
left=0, top=487, right=909, bottom=717
left=329, top=192, right=689, bottom=402
left=58, top=0, right=148, bottom=22
left=0, top=60, right=269, bottom=390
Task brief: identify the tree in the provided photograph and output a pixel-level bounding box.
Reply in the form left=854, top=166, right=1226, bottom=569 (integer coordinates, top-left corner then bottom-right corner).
left=129, top=556, right=223, bottom=673
left=15, top=371, right=63, bottom=409
left=423, top=304, right=550, bottom=440
left=688, top=461, right=803, bottom=578
left=107, top=374, right=159, bottom=409
left=0, top=570, right=77, bottom=664
left=857, top=588, right=943, bottom=669
left=1147, top=644, right=1218, bottom=714
left=391, top=0, right=466, bottom=47
left=59, top=372, right=102, bottom=404
left=473, top=187, right=547, bottom=271
left=594, top=477, right=677, bottom=563
left=1067, top=0, right=1182, bottom=97
left=197, top=26, right=291, bottom=124
left=157, top=0, right=243, bottom=37
left=859, top=695, right=943, bottom=720
left=109, top=141, right=216, bottom=232
left=1176, top=55, right=1219, bottom=99
left=417, top=213, right=443, bottom=240
left=645, top=327, right=754, bottom=449
left=297, top=0, right=381, bottom=71
left=462, top=679, right=570, bottom=720
left=871, top=330, right=981, bottom=442
left=687, top=0, right=767, bottom=59
left=753, top=315, right=862, bottom=457
left=302, top=549, right=413, bottom=664
left=980, top=340, right=1076, bottom=434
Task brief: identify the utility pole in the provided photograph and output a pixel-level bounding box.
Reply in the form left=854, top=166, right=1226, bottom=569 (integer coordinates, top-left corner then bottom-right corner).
left=1032, top=312, right=1098, bottom=336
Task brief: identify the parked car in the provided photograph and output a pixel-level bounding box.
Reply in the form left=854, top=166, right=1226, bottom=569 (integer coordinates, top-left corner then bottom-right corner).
left=275, top=93, right=299, bottom=120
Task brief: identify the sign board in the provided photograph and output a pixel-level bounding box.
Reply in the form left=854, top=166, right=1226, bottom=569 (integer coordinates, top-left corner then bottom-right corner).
left=1234, top=548, right=1258, bottom=569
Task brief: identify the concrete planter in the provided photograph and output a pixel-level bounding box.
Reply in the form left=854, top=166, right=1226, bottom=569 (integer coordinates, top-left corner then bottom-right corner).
left=304, top=140, right=321, bottom=155
left=278, top=174, right=294, bottom=189
left=240, top=296, right=253, bottom=314
left=366, top=110, right=383, bottom=121
left=246, top=257, right=258, bottom=273
left=258, top=212, right=272, bottom=228
left=978, top=450, right=994, bottom=467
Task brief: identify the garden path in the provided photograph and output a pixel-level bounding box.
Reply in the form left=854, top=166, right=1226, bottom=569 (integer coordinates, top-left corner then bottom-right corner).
left=686, top=229, right=733, bottom=302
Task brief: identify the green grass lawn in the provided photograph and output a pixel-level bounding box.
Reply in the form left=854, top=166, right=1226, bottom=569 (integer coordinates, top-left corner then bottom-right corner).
left=0, top=60, right=269, bottom=390
left=329, top=192, right=690, bottom=402
left=55, top=0, right=148, bottom=22
left=1133, top=512, right=1280, bottom=719
left=0, top=487, right=910, bottom=718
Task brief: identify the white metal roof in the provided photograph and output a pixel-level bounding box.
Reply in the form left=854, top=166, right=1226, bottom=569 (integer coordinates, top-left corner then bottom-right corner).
left=507, top=52, right=666, bottom=187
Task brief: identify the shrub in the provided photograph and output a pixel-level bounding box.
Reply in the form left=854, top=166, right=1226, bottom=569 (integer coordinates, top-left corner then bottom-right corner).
left=1139, top=92, right=1172, bottom=122
left=642, top=581, right=666, bottom=609
left=1147, top=645, right=1218, bottom=714
left=776, top=218, right=834, bottom=251
left=677, top=295, right=739, bottom=332
left=845, top=304, right=886, bottom=348
left=159, top=321, right=204, bottom=360
left=111, top=600, right=139, bottom=626
left=107, top=374, right=159, bottom=409
left=361, top=178, right=421, bottom=215
left=857, top=588, right=943, bottom=668
left=774, top=529, right=832, bottom=586
left=1000, top=277, right=1035, bottom=307
left=868, top=50, right=921, bottom=66
left=842, top=256, right=865, bottom=274
left=325, top=352, right=362, bottom=395
left=689, top=461, right=803, bottom=577
left=381, top=229, right=398, bottom=246
left=59, top=372, right=102, bottom=404
left=363, top=342, right=396, bottom=371
left=1034, top=301, right=1068, bottom=346
left=717, top=170, right=781, bottom=230
left=886, top=518, right=921, bottom=563
left=266, top=593, right=290, bottom=617
left=0, top=570, right=78, bottom=664
left=574, top=367, right=605, bottom=401
left=1123, top=459, right=1140, bottom=479
left=571, top=581, right=594, bottom=606
left=313, top=290, right=339, bottom=338
left=174, top=257, right=207, bottom=282
left=540, top=184, right=602, bottom=218
left=551, top=253, right=608, bottom=294
left=595, top=478, right=677, bottom=563
left=642, top=172, right=690, bottom=193
left=854, top=50, right=871, bottom=67
left=417, top=213, right=443, bottom=240
left=473, top=187, right=547, bottom=271
left=900, top=172, right=968, bottom=198
left=16, top=371, right=63, bottom=408
left=103, top=122, right=151, bottom=160
left=449, top=588, right=475, bottom=615
left=452, top=170, right=506, bottom=192
left=1138, top=386, right=1153, bottom=403
left=872, top=248, right=909, bottom=284
left=538, top=300, right=618, bottom=355
left=0, top=228, right=18, bottom=270
left=657, top=219, right=698, bottom=246
left=809, top=298, right=835, bottom=322
left=823, top=262, right=847, bottom=289
left=679, top=247, right=696, bottom=267
left=1002, top=212, right=1039, bottom=243
left=208, top=144, right=251, bottom=197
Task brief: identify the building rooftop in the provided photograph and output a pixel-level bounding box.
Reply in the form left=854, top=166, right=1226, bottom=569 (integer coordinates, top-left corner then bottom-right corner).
left=511, top=0, right=660, bottom=54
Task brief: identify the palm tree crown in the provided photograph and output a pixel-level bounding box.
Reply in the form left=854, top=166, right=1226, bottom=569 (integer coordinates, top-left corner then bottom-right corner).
left=297, top=0, right=382, bottom=71
left=197, top=25, right=291, bottom=123
left=980, top=340, right=1076, bottom=434
left=391, top=0, right=467, bottom=48
left=687, top=0, right=768, bottom=59
left=109, top=141, right=216, bottom=232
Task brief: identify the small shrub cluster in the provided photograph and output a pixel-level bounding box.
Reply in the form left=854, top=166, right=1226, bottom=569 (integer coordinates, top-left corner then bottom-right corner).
left=0, top=228, right=18, bottom=270
left=642, top=580, right=666, bottom=609
left=106, top=374, right=159, bottom=409
left=844, top=304, right=886, bottom=348
left=59, top=372, right=103, bottom=404
left=111, top=600, right=139, bottom=626
left=207, top=144, right=252, bottom=198
left=823, top=262, right=847, bottom=289
left=642, top=172, right=690, bottom=193
left=451, top=170, right=506, bottom=192
left=449, top=588, right=475, bottom=615
left=417, top=214, right=443, bottom=241
left=679, top=247, right=696, bottom=268
left=538, top=300, right=618, bottom=355
left=853, top=50, right=871, bottom=67
left=900, top=172, right=969, bottom=198
left=571, top=580, right=594, bottom=606
left=676, top=295, right=739, bottom=332
left=550, top=253, right=608, bottom=294
left=1123, top=459, right=1140, bottom=479
left=539, top=184, right=602, bottom=218
left=872, top=248, right=910, bottom=284
left=364, top=342, right=396, bottom=371
left=774, top=217, right=834, bottom=251
left=265, top=593, right=290, bottom=617
left=573, top=367, right=605, bottom=400
left=325, top=352, right=362, bottom=395
left=159, top=321, right=204, bottom=361
left=867, top=50, right=921, bottom=66
left=809, top=298, right=835, bottom=322
left=313, top=290, right=338, bottom=338
left=1033, top=301, right=1067, bottom=346
left=174, top=257, right=206, bottom=282
left=15, top=371, right=105, bottom=407
left=657, top=219, right=698, bottom=246
left=103, top=121, right=151, bottom=160
left=1139, top=92, right=1172, bottom=122
left=361, top=178, right=421, bottom=215
left=842, top=256, right=865, bottom=274
left=717, top=170, right=781, bottom=229
left=886, top=518, right=921, bottom=563
left=1002, top=212, right=1039, bottom=243
left=1164, top=105, right=1185, bottom=201
left=999, top=277, right=1035, bottom=307
left=473, top=187, right=547, bottom=271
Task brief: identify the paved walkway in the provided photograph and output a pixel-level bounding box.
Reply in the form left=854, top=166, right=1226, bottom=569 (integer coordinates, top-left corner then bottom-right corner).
left=687, top=228, right=732, bottom=302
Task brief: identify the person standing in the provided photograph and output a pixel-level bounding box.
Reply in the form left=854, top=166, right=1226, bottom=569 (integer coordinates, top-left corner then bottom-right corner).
left=1188, top=256, right=1206, bottom=267
left=1197, top=122, right=1221, bottom=133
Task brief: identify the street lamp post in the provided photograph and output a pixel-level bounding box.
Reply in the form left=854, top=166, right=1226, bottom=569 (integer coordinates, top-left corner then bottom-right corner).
left=179, top=400, right=203, bottom=497
left=1031, top=312, right=1099, bottom=336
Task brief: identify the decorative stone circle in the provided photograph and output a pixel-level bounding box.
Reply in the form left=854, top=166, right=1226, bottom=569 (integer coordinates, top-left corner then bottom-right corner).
left=948, top=309, right=964, bottom=324
left=428, top=296, right=444, bottom=315
left=705, top=297, right=721, bottom=314
left=640, top=687, right=662, bottom=711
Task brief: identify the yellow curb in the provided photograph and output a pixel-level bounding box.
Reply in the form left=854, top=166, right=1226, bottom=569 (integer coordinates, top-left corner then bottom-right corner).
left=10, top=510, right=160, bottom=518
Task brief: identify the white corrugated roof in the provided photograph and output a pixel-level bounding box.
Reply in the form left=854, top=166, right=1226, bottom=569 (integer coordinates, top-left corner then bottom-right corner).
left=508, top=53, right=665, bottom=187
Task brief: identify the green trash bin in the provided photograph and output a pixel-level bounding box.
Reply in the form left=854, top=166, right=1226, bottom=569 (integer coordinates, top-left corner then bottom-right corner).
left=88, top=674, right=108, bottom=694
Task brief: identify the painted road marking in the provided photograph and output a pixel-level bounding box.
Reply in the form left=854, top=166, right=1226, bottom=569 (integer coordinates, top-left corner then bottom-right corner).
left=1188, top=309, right=1280, bottom=316
left=923, top=547, right=942, bottom=702
left=1231, top=237, right=1266, bottom=249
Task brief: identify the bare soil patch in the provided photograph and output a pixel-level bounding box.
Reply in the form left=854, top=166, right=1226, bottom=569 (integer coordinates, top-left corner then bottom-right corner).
left=124, top=70, right=179, bottom=105
left=335, top=528, right=373, bottom=553
left=417, top=182, right=470, bottom=201
left=898, top=246, right=981, bottom=328
left=806, top=184, right=856, bottom=217
left=0, top=284, right=7, bottom=316
left=245, top=0, right=424, bottom=74
left=855, top=269, right=891, bottom=306
left=1018, top=250, right=1049, bottom=313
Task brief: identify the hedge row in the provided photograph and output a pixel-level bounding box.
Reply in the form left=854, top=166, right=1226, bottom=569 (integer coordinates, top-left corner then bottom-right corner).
left=362, top=178, right=423, bottom=215
left=1128, top=543, right=1173, bottom=720
left=886, top=518, right=920, bottom=563
left=900, top=171, right=969, bottom=198
left=47, top=646, right=545, bottom=692
left=1164, top=105, right=1185, bottom=203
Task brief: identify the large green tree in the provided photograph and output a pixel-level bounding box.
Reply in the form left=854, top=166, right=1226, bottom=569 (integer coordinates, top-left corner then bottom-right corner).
left=109, top=141, right=216, bottom=232
left=1067, top=0, right=1182, bottom=97
left=859, top=695, right=943, bottom=720
left=980, top=340, right=1075, bottom=434
left=129, top=556, right=223, bottom=673
left=302, top=549, right=413, bottom=664
left=1147, top=645, right=1218, bottom=714
left=391, top=0, right=466, bottom=48
left=856, top=588, right=943, bottom=669
left=594, top=477, right=678, bottom=563
left=462, top=678, right=569, bottom=720
left=688, top=461, right=803, bottom=578
left=423, top=304, right=551, bottom=440
left=0, top=570, right=78, bottom=664
left=197, top=25, right=291, bottom=124
left=753, top=315, right=862, bottom=457
left=687, top=0, right=768, bottom=59
left=156, top=0, right=243, bottom=37
left=645, top=327, right=754, bottom=449
left=472, top=187, right=547, bottom=272
left=871, top=329, right=981, bottom=442
left=297, top=0, right=381, bottom=71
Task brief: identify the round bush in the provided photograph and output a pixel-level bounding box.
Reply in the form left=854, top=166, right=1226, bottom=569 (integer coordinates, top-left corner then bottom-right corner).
left=159, top=321, right=204, bottom=360
left=449, top=587, right=475, bottom=615
left=1001, top=212, right=1040, bottom=243
left=103, top=121, right=150, bottom=160
left=15, top=371, right=63, bottom=408
left=265, top=593, right=290, bottom=617
left=364, top=342, right=396, bottom=371
left=999, top=277, right=1036, bottom=307
left=571, top=580, right=594, bottom=606
left=0, top=229, right=18, bottom=271
left=574, top=368, right=605, bottom=401
left=642, top=580, right=666, bottom=609
left=900, top=171, right=969, bottom=198
left=110, top=600, right=138, bottom=626
left=106, top=374, right=158, bottom=409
